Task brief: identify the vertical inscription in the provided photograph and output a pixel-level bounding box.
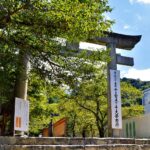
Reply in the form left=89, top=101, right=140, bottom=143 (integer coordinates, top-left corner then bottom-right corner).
left=110, top=70, right=122, bottom=129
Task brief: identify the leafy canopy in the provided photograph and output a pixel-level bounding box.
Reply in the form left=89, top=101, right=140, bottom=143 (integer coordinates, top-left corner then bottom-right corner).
left=0, top=0, right=112, bottom=100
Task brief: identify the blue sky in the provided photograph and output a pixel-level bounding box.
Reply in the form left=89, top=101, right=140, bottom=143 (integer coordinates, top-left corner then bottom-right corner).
left=108, top=0, right=150, bottom=81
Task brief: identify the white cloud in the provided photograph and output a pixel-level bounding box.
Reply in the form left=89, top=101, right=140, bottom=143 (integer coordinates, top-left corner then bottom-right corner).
left=123, top=24, right=130, bottom=29
left=129, top=0, right=150, bottom=4
left=129, top=0, right=134, bottom=4
left=122, top=68, right=150, bottom=81
left=138, top=0, right=150, bottom=4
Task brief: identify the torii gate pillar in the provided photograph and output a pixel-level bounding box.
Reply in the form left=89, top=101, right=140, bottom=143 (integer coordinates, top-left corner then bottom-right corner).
left=107, top=42, right=118, bottom=137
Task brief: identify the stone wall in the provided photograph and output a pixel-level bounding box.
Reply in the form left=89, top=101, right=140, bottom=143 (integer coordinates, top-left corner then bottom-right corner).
left=1, top=137, right=150, bottom=150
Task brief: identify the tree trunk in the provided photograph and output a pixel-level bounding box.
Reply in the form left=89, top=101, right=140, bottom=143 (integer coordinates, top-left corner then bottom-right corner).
left=72, top=115, right=76, bottom=137
left=96, top=118, right=102, bottom=137
left=10, top=51, right=30, bottom=135
left=15, top=51, right=30, bottom=100
left=95, top=115, right=105, bottom=137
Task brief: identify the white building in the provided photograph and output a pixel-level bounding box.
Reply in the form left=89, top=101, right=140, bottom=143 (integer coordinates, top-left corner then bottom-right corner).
left=142, top=88, right=150, bottom=114
left=122, top=114, right=150, bottom=138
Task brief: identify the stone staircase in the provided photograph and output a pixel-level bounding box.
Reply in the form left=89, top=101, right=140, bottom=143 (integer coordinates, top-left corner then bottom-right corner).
left=1, top=137, right=150, bottom=150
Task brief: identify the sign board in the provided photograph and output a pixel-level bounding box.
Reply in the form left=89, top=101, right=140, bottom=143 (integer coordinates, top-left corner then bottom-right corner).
left=110, top=70, right=122, bottom=129
left=14, top=98, right=29, bottom=131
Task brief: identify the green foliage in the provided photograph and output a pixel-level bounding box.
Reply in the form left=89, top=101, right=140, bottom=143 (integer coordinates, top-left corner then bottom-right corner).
left=0, top=0, right=113, bottom=103
left=122, top=105, right=144, bottom=119
left=0, top=44, right=17, bottom=104
left=0, top=0, right=112, bottom=77
left=0, top=0, right=113, bottom=135
left=121, top=81, right=144, bottom=119
left=58, top=99, right=98, bottom=137
left=28, top=74, right=145, bottom=136
left=122, top=78, right=150, bottom=91
left=121, top=82, right=142, bottom=106
left=68, top=64, right=108, bottom=137
left=28, top=72, right=65, bottom=135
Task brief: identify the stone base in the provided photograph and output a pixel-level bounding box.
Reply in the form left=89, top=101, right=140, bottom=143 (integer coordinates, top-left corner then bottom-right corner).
left=0, top=137, right=150, bottom=150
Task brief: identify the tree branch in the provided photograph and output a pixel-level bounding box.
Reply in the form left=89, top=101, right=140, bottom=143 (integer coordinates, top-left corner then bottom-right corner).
left=75, top=99, right=97, bottom=116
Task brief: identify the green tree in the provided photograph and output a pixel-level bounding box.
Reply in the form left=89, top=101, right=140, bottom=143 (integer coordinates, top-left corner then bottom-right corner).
left=0, top=0, right=112, bottom=99
left=0, top=0, right=112, bottom=134
left=121, top=82, right=144, bottom=119
left=28, top=72, right=66, bottom=135
left=68, top=64, right=108, bottom=137
left=121, top=82, right=142, bottom=106
left=122, top=105, right=144, bottom=119
left=59, top=98, right=98, bottom=137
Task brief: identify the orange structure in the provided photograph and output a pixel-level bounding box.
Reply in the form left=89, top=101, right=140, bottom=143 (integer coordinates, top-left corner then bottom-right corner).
left=53, top=118, right=67, bottom=137
left=42, top=128, right=49, bottom=137
left=42, top=118, right=67, bottom=137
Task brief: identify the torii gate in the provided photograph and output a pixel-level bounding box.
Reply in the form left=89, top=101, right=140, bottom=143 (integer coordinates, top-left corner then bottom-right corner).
left=89, top=32, right=141, bottom=137
left=15, top=31, right=141, bottom=137
left=67, top=32, right=141, bottom=137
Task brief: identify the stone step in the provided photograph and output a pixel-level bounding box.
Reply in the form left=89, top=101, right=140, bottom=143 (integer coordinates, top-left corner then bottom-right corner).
left=1, top=144, right=150, bottom=150
left=1, top=137, right=150, bottom=145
